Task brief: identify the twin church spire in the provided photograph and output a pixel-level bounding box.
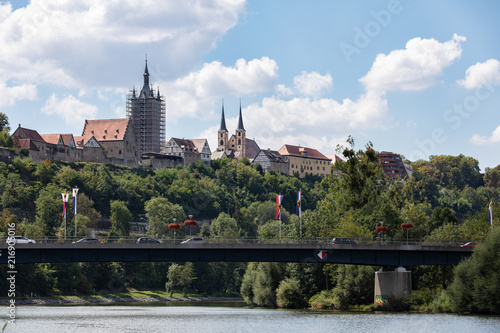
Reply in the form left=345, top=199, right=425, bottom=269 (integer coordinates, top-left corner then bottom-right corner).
left=218, top=100, right=246, bottom=157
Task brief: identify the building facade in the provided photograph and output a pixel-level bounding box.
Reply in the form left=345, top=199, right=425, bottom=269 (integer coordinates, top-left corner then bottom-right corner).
left=278, top=144, right=332, bottom=177
left=253, top=149, right=289, bottom=175
left=81, top=118, right=138, bottom=167
left=378, top=151, right=409, bottom=178
left=126, top=60, right=166, bottom=154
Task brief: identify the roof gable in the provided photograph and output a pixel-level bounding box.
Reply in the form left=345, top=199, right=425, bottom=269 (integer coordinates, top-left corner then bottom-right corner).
left=278, top=144, right=330, bottom=160
left=82, top=119, right=130, bottom=143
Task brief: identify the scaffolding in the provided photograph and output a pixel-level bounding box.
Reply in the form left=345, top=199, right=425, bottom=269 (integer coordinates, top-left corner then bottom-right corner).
left=126, top=87, right=166, bottom=154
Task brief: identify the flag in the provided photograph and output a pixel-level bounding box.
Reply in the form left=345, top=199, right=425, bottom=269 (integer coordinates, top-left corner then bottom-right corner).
left=72, top=188, right=79, bottom=215
left=276, top=195, right=283, bottom=219
left=62, top=193, right=69, bottom=218
left=489, top=200, right=493, bottom=226
left=296, top=191, right=302, bottom=217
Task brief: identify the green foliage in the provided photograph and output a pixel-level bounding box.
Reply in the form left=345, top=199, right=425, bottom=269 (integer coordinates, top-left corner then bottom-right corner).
left=0, top=128, right=14, bottom=148
left=240, top=262, right=286, bottom=307
left=0, top=112, right=9, bottom=132
left=145, top=197, right=185, bottom=239
left=448, top=227, right=500, bottom=314
left=165, top=262, right=195, bottom=297
left=276, top=278, right=307, bottom=308
left=327, top=264, right=375, bottom=309
left=210, top=212, right=239, bottom=239
left=110, top=200, right=132, bottom=237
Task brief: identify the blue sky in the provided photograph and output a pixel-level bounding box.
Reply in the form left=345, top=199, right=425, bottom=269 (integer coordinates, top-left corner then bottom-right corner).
left=2, top=0, right=500, bottom=169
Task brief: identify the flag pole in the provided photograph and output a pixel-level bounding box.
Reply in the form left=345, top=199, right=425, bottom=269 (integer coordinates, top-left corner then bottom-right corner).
left=298, top=189, right=302, bottom=239
left=279, top=193, right=282, bottom=243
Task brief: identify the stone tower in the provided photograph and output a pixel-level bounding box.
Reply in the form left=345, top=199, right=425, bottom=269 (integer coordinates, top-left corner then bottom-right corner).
left=126, top=59, right=166, bottom=154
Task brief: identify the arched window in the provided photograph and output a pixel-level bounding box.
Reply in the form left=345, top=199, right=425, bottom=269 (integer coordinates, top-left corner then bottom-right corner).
left=238, top=139, right=241, bottom=145
left=220, top=140, right=224, bottom=145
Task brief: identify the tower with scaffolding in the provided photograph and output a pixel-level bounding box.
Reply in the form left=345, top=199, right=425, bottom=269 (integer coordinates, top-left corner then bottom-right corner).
left=126, top=60, right=166, bottom=154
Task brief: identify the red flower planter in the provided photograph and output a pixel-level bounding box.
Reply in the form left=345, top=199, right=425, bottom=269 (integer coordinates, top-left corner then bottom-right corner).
left=376, top=226, right=388, bottom=233
left=183, top=220, right=198, bottom=226
left=168, top=223, right=181, bottom=230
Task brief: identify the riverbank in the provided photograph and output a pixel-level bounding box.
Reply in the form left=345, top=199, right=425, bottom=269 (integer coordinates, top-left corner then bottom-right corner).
left=0, top=295, right=243, bottom=306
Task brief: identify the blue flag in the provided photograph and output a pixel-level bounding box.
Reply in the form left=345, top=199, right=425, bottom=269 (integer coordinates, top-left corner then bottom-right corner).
left=296, top=191, right=301, bottom=217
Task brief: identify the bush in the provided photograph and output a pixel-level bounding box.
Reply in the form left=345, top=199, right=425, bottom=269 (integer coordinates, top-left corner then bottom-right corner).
left=448, top=227, right=500, bottom=314
left=276, top=278, right=306, bottom=309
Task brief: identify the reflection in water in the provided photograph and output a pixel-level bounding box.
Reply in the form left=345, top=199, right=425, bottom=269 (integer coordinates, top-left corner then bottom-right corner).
left=8, top=303, right=500, bottom=333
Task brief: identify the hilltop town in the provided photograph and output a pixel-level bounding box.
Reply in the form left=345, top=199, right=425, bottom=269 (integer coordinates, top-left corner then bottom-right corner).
left=2, top=61, right=409, bottom=179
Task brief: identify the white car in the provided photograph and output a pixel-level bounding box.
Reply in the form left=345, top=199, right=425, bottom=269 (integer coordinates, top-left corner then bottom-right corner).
left=180, top=237, right=206, bottom=244
left=7, top=236, right=36, bottom=244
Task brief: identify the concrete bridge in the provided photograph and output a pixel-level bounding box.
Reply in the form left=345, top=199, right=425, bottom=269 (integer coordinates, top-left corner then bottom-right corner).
left=0, top=242, right=472, bottom=266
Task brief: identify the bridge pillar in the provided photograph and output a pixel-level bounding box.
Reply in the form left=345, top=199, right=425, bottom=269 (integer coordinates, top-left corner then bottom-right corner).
left=374, top=266, right=411, bottom=305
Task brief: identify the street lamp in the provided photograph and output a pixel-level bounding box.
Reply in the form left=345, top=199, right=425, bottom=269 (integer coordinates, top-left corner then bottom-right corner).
left=376, top=221, right=388, bottom=245
left=172, top=218, right=177, bottom=243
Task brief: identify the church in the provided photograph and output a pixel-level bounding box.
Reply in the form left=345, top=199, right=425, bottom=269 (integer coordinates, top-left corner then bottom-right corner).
left=212, top=101, right=260, bottom=161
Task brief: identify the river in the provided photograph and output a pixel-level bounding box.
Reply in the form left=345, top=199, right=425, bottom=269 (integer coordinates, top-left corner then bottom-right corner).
left=5, top=302, right=500, bottom=332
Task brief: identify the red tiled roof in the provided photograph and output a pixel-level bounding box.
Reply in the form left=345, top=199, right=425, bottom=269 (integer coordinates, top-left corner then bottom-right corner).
left=40, top=134, right=62, bottom=145
left=82, top=119, right=129, bottom=143
left=15, top=138, right=39, bottom=151
left=13, top=126, right=45, bottom=143
left=278, top=144, right=330, bottom=160
left=74, top=136, right=84, bottom=147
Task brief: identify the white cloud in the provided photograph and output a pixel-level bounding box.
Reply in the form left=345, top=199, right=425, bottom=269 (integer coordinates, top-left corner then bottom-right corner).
left=0, top=0, right=245, bottom=88
left=0, top=81, right=37, bottom=107
left=162, top=57, right=279, bottom=122
left=41, top=94, right=98, bottom=127
left=458, top=59, right=500, bottom=89
left=360, top=34, right=466, bottom=93
left=293, top=71, right=333, bottom=98
left=470, top=126, right=500, bottom=145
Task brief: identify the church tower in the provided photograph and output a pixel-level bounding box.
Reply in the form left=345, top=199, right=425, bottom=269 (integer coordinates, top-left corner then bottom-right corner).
left=235, top=100, right=246, bottom=158
left=126, top=58, right=166, bottom=154
left=218, top=100, right=228, bottom=151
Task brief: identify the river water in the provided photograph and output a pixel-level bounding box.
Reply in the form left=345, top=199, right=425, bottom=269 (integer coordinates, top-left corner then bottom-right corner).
left=5, top=302, right=500, bottom=333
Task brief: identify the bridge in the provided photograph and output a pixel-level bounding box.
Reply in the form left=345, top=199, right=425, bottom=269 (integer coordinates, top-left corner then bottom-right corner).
left=0, top=242, right=473, bottom=266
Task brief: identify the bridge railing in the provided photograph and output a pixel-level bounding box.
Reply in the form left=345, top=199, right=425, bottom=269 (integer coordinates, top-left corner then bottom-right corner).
left=0, top=236, right=479, bottom=247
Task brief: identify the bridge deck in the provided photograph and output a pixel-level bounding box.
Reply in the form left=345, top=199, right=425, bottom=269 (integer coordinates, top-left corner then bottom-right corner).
left=0, top=243, right=473, bottom=266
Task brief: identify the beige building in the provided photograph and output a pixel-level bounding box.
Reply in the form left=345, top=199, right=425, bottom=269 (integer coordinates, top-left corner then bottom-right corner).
left=278, top=144, right=332, bottom=177
left=81, top=118, right=138, bottom=167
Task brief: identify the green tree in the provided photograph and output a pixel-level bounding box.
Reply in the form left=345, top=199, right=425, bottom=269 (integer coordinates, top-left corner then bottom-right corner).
left=276, top=277, right=307, bottom=308
left=145, top=197, right=185, bottom=239
left=165, top=262, right=195, bottom=297
left=448, top=227, right=500, bottom=314
left=0, top=128, right=14, bottom=148
left=210, top=212, right=239, bottom=239
left=0, top=112, right=9, bottom=132
left=110, top=200, right=132, bottom=237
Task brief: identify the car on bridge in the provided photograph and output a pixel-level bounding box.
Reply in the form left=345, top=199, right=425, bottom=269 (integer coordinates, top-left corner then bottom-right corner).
left=331, top=237, right=358, bottom=245
left=180, top=237, right=206, bottom=244
left=460, top=242, right=477, bottom=248
left=137, top=237, right=162, bottom=244
left=72, top=238, right=100, bottom=243
left=6, top=236, right=36, bottom=244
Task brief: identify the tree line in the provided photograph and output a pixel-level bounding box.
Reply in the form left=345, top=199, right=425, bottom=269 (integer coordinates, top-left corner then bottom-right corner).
left=1, top=116, right=499, bottom=312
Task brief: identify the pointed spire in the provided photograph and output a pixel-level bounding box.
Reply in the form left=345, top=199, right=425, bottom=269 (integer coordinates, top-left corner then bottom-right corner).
left=157, top=86, right=161, bottom=100
left=237, top=99, right=245, bottom=130
left=143, top=55, right=150, bottom=88
left=219, top=99, right=228, bottom=132
left=132, top=86, right=136, bottom=98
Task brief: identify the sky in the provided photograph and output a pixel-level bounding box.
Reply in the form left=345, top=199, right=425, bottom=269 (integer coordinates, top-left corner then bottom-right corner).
left=2, top=0, right=500, bottom=170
